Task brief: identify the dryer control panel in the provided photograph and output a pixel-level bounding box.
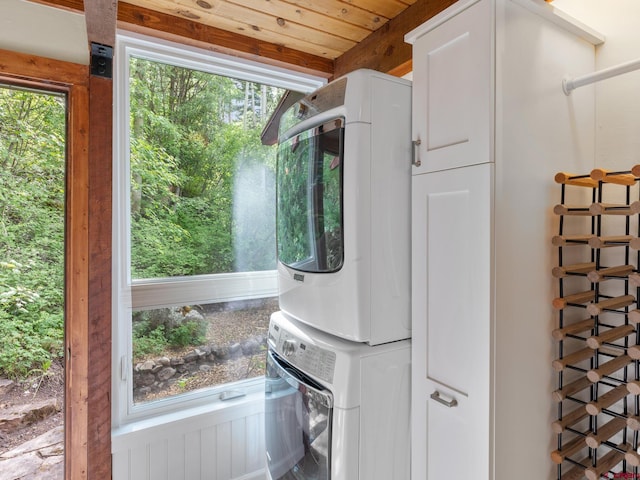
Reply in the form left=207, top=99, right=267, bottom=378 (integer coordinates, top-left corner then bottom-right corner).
left=268, top=321, right=336, bottom=384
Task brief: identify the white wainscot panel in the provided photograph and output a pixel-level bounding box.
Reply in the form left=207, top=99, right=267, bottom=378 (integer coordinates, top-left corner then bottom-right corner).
left=112, top=393, right=266, bottom=480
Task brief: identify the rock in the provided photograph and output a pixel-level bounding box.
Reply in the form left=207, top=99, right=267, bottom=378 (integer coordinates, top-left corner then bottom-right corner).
left=147, top=307, right=183, bottom=332
left=184, top=309, right=204, bottom=322
left=0, top=426, right=63, bottom=480
left=0, top=399, right=60, bottom=433
left=137, top=386, right=151, bottom=396
left=199, top=365, right=211, bottom=372
left=183, top=351, right=199, bottom=363
left=1, top=426, right=63, bottom=459
left=229, top=343, right=241, bottom=356
left=151, top=364, right=163, bottom=374
left=212, top=345, right=229, bottom=359
left=139, top=360, right=155, bottom=372
left=137, top=373, right=155, bottom=387
left=241, top=339, right=260, bottom=355
left=170, top=357, right=185, bottom=366
left=158, top=356, right=171, bottom=366
left=0, top=451, right=45, bottom=480
left=0, top=379, right=15, bottom=397
left=157, top=367, right=176, bottom=382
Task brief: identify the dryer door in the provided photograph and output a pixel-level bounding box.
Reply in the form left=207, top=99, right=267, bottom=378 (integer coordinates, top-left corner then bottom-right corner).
left=266, top=350, right=333, bottom=480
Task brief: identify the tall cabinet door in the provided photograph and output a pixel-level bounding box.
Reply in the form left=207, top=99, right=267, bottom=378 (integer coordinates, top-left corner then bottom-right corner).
left=411, top=163, right=492, bottom=479
left=410, top=0, right=491, bottom=174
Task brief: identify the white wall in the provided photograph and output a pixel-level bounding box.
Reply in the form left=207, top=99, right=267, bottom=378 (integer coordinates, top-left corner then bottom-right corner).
left=494, top=1, right=596, bottom=478
left=553, top=0, right=640, bottom=169
left=0, top=0, right=88, bottom=65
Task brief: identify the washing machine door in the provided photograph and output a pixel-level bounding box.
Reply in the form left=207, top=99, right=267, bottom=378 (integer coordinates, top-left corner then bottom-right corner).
left=266, top=350, right=333, bottom=480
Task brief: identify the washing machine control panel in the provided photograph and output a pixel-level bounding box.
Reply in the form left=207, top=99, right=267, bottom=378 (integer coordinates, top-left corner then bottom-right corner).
left=269, top=323, right=336, bottom=384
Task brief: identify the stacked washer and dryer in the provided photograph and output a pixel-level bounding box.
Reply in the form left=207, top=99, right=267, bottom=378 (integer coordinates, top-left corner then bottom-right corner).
left=265, top=69, right=413, bottom=480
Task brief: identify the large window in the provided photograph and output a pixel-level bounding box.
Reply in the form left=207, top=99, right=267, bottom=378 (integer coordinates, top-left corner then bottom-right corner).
left=114, top=33, right=324, bottom=423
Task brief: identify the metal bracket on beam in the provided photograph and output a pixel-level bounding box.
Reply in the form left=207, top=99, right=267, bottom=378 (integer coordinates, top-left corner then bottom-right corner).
left=90, top=42, right=113, bottom=79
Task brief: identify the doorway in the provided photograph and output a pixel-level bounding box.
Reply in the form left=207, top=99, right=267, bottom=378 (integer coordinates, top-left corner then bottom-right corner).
left=0, top=83, right=67, bottom=477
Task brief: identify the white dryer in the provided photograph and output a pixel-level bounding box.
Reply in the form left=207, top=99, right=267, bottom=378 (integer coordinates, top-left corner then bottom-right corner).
left=265, top=311, right=411, bottom=480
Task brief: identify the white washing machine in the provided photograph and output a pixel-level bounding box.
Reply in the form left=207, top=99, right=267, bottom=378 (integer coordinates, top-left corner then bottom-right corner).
left=265, top=311, right=411, bottom=480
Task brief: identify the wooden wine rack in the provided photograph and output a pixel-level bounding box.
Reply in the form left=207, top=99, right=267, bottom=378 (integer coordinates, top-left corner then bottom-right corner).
left=553, top=166, right=640, bottom=479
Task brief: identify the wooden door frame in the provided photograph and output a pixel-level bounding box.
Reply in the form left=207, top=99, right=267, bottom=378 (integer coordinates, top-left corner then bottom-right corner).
left=0, top=48, right=111, bottom=480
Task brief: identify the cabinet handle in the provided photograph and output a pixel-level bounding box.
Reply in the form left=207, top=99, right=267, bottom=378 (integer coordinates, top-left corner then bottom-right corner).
left=430, top=390, right=458, bottom=408
left=412, top=139, right=422, bottom=167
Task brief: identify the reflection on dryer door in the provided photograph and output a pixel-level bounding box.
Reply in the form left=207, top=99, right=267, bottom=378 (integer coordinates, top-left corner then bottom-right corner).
left=265, top=350, right=333, bottom=480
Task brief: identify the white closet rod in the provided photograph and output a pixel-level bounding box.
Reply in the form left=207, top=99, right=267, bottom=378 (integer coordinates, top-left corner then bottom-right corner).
left=563, top=57, right=640, bottom=95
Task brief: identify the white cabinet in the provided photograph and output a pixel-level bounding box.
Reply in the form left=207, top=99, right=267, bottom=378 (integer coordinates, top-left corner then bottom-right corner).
left=412, top=164, right=492, bottom=478
left=407, top=0, right=599, bottom=478
left=410, top=0, right=491, bottom=174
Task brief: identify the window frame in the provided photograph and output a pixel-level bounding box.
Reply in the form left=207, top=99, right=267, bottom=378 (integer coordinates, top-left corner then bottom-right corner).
left=113, top=32, right=325, bottom=425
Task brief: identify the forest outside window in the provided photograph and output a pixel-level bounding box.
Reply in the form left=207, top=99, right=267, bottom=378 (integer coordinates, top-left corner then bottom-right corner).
left=114, top=33, right=324, bottom=422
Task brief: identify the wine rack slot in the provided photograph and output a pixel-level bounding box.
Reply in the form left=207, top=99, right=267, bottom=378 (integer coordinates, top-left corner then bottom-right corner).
left=552, top=318, right=595, bottom=341
left=586, top=355, right=632, bottom=383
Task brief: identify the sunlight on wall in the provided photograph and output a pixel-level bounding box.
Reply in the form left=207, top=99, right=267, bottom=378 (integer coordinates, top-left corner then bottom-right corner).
left=552, top=0, right=640, bottom=170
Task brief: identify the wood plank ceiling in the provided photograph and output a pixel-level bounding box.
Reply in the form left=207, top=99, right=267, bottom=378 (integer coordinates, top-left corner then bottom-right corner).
left=125, top=0, right=418, bottom=60
left=35, top=0, right=463, bottom=78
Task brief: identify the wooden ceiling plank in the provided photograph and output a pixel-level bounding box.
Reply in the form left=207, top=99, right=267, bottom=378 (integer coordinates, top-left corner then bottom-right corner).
left=117, top=2, right=334, bottom=76
left=334, top=0, right=457, bottom=77
left=280, top=0, right=390, bottom=30
left=126, top=0, right=354, bottom=55
left=176, top=0, right=356, bottom=51
left=343, top=0, right=414, bottom=19
left=172, top=0, right=350, bottom=57
left=226, top=0, right=373, bottom=42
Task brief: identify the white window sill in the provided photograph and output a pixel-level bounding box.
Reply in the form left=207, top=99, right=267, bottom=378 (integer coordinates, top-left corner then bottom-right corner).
left=112, top=388, right=266, bottom=453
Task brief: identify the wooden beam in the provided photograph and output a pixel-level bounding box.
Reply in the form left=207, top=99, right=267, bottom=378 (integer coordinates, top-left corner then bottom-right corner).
left=333, top=0, right=458, bottom=78
left=86, top=74, right=113, bottom=480
left=85, top=0, right=117, bottom=46
left=0, top=47, right=87, bottom=85
left=28, top=0, right=334, bottom=78
left=25, top=0, right=84, bottom=13
left=65, top=75, right=90, bottom=480
left=84, top=1, right=116, bottom=479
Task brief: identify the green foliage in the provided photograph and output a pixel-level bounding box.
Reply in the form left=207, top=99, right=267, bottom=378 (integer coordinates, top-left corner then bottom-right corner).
left=277, top=137, right=312, bottom=265
left=0, top=309, right=63, bottom=379
left=0, top=87, right=65, bottom=380
left=132, top=308, right=207, bottom=361
left=132, top=322, right=168, bottom=359
left=167, top=320, right=207, bottom=348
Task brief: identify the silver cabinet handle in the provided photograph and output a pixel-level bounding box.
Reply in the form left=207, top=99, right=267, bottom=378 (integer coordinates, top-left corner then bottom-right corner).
left=412, top=139, right=422, bottom=167
left=430, top=390, right=458, bottom=408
